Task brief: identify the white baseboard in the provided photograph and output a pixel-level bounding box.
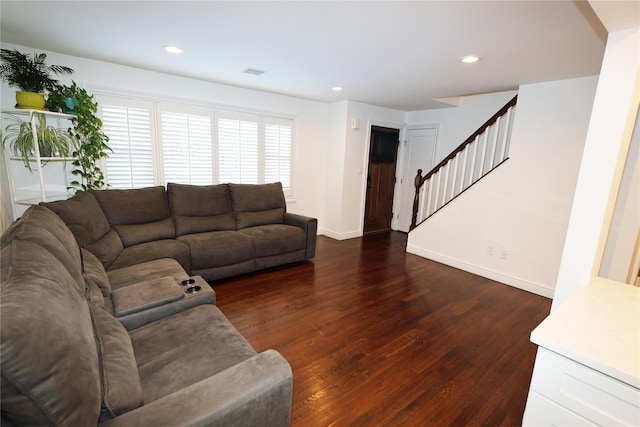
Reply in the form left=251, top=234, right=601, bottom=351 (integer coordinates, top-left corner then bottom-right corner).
left=406, top=244, right=555, bottom=299
left=318, top=228, right=362, bottom=241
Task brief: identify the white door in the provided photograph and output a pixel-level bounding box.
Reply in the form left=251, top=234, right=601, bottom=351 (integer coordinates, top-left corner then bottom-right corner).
left=394, top=127, right=437, bottom=232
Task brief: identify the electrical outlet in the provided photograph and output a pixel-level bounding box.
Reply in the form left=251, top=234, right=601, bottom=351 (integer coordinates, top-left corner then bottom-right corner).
left=487, top=246, right=494, bottom=256
left=500, top=250, right=508, bottom=260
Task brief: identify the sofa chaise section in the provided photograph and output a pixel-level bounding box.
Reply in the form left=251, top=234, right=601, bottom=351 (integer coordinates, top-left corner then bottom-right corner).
left=1, top=204, right=293, bottom=426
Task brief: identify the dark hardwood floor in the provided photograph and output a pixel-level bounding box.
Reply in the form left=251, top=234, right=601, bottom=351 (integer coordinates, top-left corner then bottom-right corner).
left=214, top=232, right=551, bottom=426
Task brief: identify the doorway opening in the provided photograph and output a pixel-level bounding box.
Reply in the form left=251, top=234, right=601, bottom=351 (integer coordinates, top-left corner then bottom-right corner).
left=363, top=126, right=400, bottom=235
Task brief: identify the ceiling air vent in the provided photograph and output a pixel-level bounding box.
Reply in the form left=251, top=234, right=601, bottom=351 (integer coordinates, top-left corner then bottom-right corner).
left=243, top=67, right=265, bottom=76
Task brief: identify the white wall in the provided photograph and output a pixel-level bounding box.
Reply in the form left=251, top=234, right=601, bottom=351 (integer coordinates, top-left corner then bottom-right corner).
left=322, top=101, right=348, bottom=237
left=321, top=100, right=404, bottom=239
left=406, top=76, right=599, bottom=297
left=552, top=26, right=640, bottom=308
left=599, top=110, right=639, bottom=283
left=0, top=42, right=330, bottom=230
left=405, top=90, right=517, bottom=165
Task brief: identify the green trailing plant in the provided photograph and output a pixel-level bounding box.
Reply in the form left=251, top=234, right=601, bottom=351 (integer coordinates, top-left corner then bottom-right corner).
left=47, top=82, right=111, bottom=192
left=1, top=113, right=78, bottom=170
left=45, top=83, right=78, bottom=113
left=0, top=49, right=73, bottom=93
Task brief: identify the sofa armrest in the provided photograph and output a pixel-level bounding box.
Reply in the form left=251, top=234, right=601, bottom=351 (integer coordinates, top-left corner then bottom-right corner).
left=99, top=349, right=292, bottom=427
left=117, top=276, right=216, bottom=331
left=284, top=212, right=317, bottom=259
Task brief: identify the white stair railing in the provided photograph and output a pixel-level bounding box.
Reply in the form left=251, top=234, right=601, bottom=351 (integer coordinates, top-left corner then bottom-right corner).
left=411, top=95, right=517, bottom=229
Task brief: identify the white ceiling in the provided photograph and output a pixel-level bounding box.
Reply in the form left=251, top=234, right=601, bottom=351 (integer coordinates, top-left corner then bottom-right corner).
left=0, top=1, right=617, bottom=111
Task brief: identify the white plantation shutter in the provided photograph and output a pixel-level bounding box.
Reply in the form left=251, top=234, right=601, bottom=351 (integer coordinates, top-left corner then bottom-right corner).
left=217, top=116, right=259, bottom=184
left=160, top=110, right=212, bottom=185
left=100, top=102, right=155, bottom=189
left=264, top=119, right=292, bottom=191
left=96, top=94, right=295, bottom=196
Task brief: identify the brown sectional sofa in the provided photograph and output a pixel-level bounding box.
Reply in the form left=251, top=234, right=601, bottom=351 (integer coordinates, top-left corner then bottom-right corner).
left=43, top=182, right=317, bottom=281
left=1, top=182, right=316, bottom=426
left=1, top=204, right=293, bottom=426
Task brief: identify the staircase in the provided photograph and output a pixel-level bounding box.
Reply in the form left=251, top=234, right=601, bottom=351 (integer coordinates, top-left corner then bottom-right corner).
left=410, top=95, right=518, bottom=230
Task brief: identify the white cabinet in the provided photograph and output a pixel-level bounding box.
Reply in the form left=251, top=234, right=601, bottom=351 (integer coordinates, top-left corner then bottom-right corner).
left=2, top=109, right=76, bottom=218
left=522, top=279, right=640, bottom=426
left=524, top=348, right=639, bottom=426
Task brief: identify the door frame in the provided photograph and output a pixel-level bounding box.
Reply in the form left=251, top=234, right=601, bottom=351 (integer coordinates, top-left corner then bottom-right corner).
left=392, top=124, right=439, bottom=231
left=359, top=120, right=404, bottom=236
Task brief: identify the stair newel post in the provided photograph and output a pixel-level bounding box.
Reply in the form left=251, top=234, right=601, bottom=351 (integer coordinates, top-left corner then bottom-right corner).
left=410, top=168, right=423, bottom=230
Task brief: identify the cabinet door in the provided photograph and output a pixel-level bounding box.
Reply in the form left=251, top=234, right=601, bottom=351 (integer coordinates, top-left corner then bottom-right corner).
left=524, top=348, right=640, bottom=426
left=523, top=392, right=596, bottom=426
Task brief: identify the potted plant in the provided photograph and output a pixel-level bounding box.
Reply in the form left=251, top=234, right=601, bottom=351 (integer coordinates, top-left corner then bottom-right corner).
left=0, top=49, right=74, bottom=110
left=45, top=83, right=79, bottom=114
left=46, top=81, right=111, bottom=192
left=1, top=112, right=78, bottom=170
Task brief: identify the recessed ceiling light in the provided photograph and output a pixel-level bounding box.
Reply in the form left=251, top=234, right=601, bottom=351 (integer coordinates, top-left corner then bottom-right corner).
left=460, top=55, right=480, bottom=64
left=332, top=86, right=343, bottom=92
left=163, top=45, right=183, bottom=54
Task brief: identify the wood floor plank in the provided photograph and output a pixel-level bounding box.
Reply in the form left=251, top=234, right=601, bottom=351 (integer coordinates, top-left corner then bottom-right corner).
left=214, top=232, right=551, bottom=426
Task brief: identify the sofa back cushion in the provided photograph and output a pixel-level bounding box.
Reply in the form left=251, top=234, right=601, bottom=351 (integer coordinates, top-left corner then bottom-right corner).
left=229, top=182, right=286, bottom=229
left=84, top=229, right=124, bottom=268
left=167, top=182, right=236, bottom=235
left=114, top=218, right=176, bottom=247
left=93, top=187, right=175, bottom=247
left=41, top=191, right=111, bottom=247
left=1, top=205, right=84, bottom=294
left=1, top=239, right=101, bottom=426
left=42, top=192, right=123, bottom=268
left=92, top=186, right=171, bottom=225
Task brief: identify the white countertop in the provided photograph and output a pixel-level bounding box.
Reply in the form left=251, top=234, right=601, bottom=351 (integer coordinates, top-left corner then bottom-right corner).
left=531, top=277, right=640, bottom=388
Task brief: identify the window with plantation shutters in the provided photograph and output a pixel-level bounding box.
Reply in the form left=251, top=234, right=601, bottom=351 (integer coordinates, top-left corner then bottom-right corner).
left=96, top=94, right=294, bottom=197
left=159, top=109, right=213, bottom=185
left=264, top=119, right=292, bottom=190
left=100, top=101, right=155, bottom=189
left=217, top=116, right=259, bottom=184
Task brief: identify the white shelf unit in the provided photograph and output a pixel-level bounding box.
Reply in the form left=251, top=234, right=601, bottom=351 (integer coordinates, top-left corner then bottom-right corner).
left=2, top=109, right=76, bottom=218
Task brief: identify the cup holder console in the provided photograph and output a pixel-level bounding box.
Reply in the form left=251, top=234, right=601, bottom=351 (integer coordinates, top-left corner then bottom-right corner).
left=179, top=277, right=207, bottom=295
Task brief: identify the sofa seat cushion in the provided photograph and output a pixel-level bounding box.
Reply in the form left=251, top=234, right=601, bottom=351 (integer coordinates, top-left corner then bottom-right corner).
left=129, top=305, right=257, bottom=404
left=89, top=306, right=144, bottom=421
left=107, top=240, right=190, bottom=273
left=107, top=258, right=189, bottom=291
left=238, top=224, right=306, bottom=257
left=177, top=230, right=254, bottom=270
left=1, top=240, right=101, bottom=426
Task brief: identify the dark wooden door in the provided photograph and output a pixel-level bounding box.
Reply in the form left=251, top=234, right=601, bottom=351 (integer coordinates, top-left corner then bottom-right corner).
left=363, top=126, right=400, bottom=235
